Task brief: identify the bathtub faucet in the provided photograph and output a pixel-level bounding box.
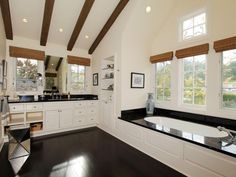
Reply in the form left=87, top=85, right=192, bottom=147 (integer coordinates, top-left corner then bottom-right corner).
left=217, top=126, right=236, bottom=141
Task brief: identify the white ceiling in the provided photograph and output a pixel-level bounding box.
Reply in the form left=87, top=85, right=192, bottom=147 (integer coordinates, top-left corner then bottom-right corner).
left=9, top=0, right=120, bottom=51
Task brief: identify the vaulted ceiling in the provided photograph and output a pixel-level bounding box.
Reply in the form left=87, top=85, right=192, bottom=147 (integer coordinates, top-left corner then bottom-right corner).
left=0, top=0, right=129, bottom=54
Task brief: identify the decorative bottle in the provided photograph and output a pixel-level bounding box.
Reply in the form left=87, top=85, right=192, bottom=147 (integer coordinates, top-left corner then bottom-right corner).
left=146, top=93, right=155, bottom=115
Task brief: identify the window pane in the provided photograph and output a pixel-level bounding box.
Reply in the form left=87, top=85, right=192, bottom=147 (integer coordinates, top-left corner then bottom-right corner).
left=222, top=49, right=236, bottom=109
left=223, top=91, right=236, bottom=108
left=194, top=88, right=205, bottom=105
left=184, top=72, right=193, bottom=87
left=195, top=71, right=205, bottom=87
left=184, top=57, right=193, bottom=72
left=183, top=18, right=193, bottom=30
left=164, top=88, right=171, bottom=101
left=157, top=88, right=164, bottom=100
left=156, top=61, right=171, bottom=101
left=194, top=24, right=206, bottom=36
left=183, top=28, right=193, bottom=40
left=70, top=65, right=85, bottom=91
left=194, top=13, right=206, bottom=26
left=194, top=55, right=206, bottom=71
left=183, top=88, right=193, bottom=104
left=16, top=58, right=38, bottom=91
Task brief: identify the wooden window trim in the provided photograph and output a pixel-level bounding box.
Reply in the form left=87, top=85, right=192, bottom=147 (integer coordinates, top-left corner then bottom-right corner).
left=9, top=46, right=45, bottom=61
left=150, top=51, right=173, bottom=63
left=213, top=36, right=236, bottom=52
left=67, top=55, right=90, bottom=66
left=175, top=43, right=209, bottom=59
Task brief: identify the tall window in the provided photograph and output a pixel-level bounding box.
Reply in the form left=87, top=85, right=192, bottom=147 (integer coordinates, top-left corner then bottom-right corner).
left=222, top=49, right=236, bottom=109
left=156, top=61, right=171, bottom=101
left=182, top=12, right=206, bottom=40
left=70, top=64, right=85, bottom=91
left=182, top=55, right=206, bottom=105
left=16, top=58, right=38, bottom=91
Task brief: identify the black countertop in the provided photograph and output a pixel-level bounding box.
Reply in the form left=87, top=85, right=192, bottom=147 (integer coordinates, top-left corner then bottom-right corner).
left=119, top=108, right=236, bottom=158
left=8, top=94, right=98, bottom=103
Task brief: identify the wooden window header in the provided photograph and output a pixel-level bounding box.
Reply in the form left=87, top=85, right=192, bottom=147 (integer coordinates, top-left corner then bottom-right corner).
left=67, top=55, right=91, bottom=66
left=175, top=43, right=209, bottom=59
left=150, top=51, right=173, bottom=63
left=9, top=46, right=45, bottom=60
left=213, top=36, right=236, bottom=52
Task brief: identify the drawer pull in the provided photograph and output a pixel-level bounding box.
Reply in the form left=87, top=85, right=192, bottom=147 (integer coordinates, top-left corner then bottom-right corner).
left=33, top=106, right=36, bottom=108
left=13, top=107, right=15, bottom=109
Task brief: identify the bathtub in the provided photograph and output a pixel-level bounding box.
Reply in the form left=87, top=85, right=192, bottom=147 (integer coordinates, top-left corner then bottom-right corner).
left=144, top=116, right=228, bottom=138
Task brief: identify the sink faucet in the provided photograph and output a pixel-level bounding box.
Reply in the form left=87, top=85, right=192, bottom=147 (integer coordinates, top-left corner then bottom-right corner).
left=217, top=126, right=235, bottom=139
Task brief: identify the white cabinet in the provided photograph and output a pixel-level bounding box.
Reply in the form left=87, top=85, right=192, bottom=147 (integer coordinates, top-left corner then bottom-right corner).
left=45, top=110, right=60, bottom=131
left=44, top=102, right=74, bottom=131
left=73, top=100, right=98, bottom=126
left=60, top=109, right=73, bottom=128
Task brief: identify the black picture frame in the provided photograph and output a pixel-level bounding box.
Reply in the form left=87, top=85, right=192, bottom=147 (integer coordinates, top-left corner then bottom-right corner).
left=131, top=72, right=145, bottom=88
left=93, top=73, right=98, bottom=86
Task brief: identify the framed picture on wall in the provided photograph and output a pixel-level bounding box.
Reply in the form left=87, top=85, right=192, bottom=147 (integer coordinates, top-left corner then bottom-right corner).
left=2, top=60, right=7, bottom=76
left=131, top=72, right=145, bottom=88
left=93, top=73, right=98, bottom=86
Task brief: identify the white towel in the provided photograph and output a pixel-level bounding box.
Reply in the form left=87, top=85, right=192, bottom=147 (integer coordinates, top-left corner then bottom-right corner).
left=1, top=97, right=9, bottom=125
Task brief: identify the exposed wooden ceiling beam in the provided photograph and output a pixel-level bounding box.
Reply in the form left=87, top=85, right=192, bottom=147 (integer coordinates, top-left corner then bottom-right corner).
left=56, top=57, right=63, bottom=71
left=88, top=0, right=129, bottom=54
left=0, top=0, right=13, bottom=40
left=67, top=0, right=95, bottom=51
left=40, top=0, right=55, bottom=46
left=45, top=55, right=51, bottom=70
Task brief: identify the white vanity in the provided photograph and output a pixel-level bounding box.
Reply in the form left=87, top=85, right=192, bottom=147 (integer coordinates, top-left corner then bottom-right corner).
left=2, top=100, right=98, bottom=141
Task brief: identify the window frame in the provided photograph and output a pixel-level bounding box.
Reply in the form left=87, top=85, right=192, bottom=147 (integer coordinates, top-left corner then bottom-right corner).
left=220, top=50, right=236, bottom=110
left=180, top=54, right=207, bottom=108
left=15, top=57, right=39, bottom=92
left=69, top=64, right=86, bottom=93
left=155, top=61, right=171, bottom=103
left=179, top=9, right=207, bottom=42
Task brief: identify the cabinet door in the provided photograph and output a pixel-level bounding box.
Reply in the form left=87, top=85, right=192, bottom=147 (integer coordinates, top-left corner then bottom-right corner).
left=60, top=109, right=73, bottom=128
left=45, top=110, right=60, bottom=131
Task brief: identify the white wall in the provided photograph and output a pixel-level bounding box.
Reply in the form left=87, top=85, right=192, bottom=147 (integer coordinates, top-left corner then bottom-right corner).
left=151, top=0, right=236, bottom=120
left=0, top=8, right=6, bottom=149
left=0, top=12, right=6, bottom=59
left=120, top=0, right=175, bottom=110
left=5, top=36, right=92, bottom=98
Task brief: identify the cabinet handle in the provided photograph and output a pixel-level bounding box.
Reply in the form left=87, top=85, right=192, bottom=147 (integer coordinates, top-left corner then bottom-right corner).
left=13, top=107, right=15, bottom=109
left=33, top=106, right=36, bottom=108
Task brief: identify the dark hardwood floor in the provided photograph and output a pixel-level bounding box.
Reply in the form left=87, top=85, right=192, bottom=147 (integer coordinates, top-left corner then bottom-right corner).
left=0, top=127, right=185, bottom=177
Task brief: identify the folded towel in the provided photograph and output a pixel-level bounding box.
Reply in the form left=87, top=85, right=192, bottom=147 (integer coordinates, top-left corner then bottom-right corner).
left=1, top=96, right=9, bottom=124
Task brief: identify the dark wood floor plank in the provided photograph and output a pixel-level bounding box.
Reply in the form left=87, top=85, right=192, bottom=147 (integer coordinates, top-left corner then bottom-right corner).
left=0, top=127, right=185, bottom=177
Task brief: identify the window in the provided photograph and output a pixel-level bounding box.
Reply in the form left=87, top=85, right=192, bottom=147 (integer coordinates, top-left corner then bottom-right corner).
left=182, top=12, right=206, bottom=40
left=222, top=49, right=236, bottom=109
left=70, top=64, right=85, bottom=91
left=156, top=61, right=171, bottom=101
left=182, top=55, right=206, bottom=105
left=16, top=58, right=38, bottom=91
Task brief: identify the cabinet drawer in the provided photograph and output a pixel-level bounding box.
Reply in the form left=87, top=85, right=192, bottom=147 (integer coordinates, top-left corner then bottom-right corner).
left=9, top=104, right=24, bottom=112
left=74, top=102, right=87, bottom=108
left=26, top=103, right=43, bottom=111
left=74, top=109, right=86, bottom=116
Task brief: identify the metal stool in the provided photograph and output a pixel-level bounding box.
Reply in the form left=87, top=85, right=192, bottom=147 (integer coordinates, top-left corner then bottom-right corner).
left=8, top=125, right=31, bottom=174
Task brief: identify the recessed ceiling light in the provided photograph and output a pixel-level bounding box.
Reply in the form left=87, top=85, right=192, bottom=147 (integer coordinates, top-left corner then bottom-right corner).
left=146, top=6, right=151, bottom=13
left=51, top=63, right=54, bottom=66
left=59, top=28, right=63, bottom=32
left=22, top=18, right=28, bottom=23
left=85, top=35, right=89, bottom=39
